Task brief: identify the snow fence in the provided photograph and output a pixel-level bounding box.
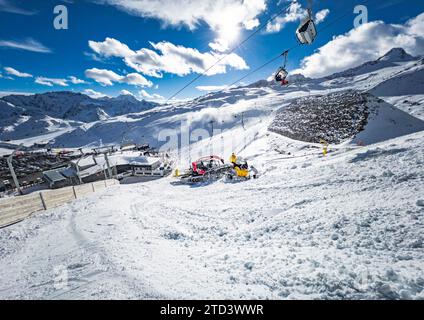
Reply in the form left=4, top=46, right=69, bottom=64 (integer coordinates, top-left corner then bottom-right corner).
left=0, top=179, right=119, bottom=228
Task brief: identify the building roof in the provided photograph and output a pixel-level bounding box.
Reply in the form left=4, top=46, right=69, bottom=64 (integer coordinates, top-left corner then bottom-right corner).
left=70, top=156, right=96, bottom=167
left=60, top=167, right=77, bottom=178
left=76, top=151, right=162, bottom=177
left=43, top=169, right=67, bottom=183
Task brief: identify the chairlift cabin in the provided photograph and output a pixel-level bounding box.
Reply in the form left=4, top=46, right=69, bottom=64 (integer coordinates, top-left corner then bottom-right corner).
left=296, top=9, right=317, bottom=45
left=275, top=67, right=289, bottom=85
left=274, top=51, right=289, bottom=86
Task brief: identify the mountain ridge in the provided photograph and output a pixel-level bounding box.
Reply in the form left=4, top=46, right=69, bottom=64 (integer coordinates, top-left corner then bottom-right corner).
left=0, top=47, right=423, bottom=151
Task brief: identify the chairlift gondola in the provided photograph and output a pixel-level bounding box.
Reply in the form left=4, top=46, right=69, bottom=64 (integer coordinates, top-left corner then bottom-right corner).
left=296, top=8, right=317, bottom=45
left=274, top=50, right=289, bottom=86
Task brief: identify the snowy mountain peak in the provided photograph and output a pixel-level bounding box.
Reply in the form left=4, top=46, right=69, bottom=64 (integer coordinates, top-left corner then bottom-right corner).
left=287, top=73, right=311, bottom=83
left=323, top=47, right=417, bottom=81
left=377, top=48, right=415, bottom=62
left=112, top=94, right=140, bottom=103
left=0, top=91, right=161, bottom=141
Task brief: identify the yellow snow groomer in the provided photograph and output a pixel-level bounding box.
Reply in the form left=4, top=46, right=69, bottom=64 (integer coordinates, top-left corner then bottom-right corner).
left=234, top=164, right=249, bottom=178
left=227, top=157, right=252, bottom=180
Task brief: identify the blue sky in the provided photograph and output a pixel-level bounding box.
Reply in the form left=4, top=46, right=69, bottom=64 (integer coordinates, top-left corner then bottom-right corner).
left=0, top=0, right=423, bottom=101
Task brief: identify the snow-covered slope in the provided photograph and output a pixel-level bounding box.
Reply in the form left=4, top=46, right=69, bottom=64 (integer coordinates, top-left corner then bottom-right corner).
left=0, top=92, right=159, bottom=143
left=370, top=60, right=424, bottom=97
left=322, top=48, right=416, bottom=81
left=352, top=97, right=424, bottom=145
left=0, top=128, right=423, bottom=300
left=0, top=48, right=423, bottom=153
left=0, top=48, right=423, bottom=299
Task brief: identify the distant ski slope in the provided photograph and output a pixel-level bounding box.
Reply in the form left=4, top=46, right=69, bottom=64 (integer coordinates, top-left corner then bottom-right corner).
left=0, top=48, right=422, bottom=155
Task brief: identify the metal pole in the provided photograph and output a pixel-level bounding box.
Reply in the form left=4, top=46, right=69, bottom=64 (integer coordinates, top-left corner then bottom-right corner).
left=104, top=153, right=113, bottom=179
left=209, top=120, right=215, bottom=137
left=102, top=164, right=108, bottom=181
left=7, top=144, right=24, bottom=196
left=75, top=157, right=83, bottom=185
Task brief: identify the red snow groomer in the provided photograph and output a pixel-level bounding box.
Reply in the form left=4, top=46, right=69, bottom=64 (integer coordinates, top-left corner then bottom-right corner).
left=177, top=155, right=232, bottom=184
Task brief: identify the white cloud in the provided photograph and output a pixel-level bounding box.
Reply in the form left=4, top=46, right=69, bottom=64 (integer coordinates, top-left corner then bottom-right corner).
left=266, top=1, right=305, bottom=33
left=0, top=91, right=33, bottom=97
left=82, top=89, right=108, bottom=99
left=68, top=76, right=87, bottom=84
left=208, top=39, right=230, bottom=53
left=0, top=38, right=51, bottom=53
left=266, top=1, right=329, bottom=33
left=97, top=0, right=266, bottom=32
left=0, top=0, right=36, bottom=15
left=85, top=67, right=153, bottom=87
left=84, top=68, right=121, bottom=86
left=0, top=72, right=13, bottom=80
left=3, top=68, right=85, bottom=87
left=196, top=85, right=229, bottom=92
left=89, top=38, right=249, bottom=78
left=31, top=75, right=87, bottom=87
left=293, top=13, right=424, bottom=78
left=35, top=77, right=69, bottom=87
left=124, top=72, right=153, bottom=86
left=84, top=51, right=107, bottom=63
left=93, top=1, right=266, bottom=61
left=139, top=89, right=165, bottom=101
left=315, top=9, right=330, bottom=24
left=407, top=12, right=424, bottom=36
left=120, top=89, right=134, bottom=96
left=88, top=37, right=133, bottom=58
left=4, top=67, right=33, bottom=78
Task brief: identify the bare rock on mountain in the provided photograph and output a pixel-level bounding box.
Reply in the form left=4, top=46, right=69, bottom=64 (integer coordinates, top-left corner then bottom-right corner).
left=269, top=91, right=370, bottom=144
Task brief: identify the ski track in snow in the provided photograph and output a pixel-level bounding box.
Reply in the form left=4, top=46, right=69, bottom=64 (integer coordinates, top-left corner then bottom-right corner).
left=1, top=129, right=423, bottom=300
left=0, top=49, right=424, bottom=299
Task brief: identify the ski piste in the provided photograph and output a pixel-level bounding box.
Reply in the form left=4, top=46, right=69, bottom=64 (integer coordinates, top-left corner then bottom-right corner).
left=1, top=0, right=424, bottom=303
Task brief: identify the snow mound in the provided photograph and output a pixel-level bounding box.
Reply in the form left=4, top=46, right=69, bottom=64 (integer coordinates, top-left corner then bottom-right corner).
left=352, top=97, right=424, bottom=145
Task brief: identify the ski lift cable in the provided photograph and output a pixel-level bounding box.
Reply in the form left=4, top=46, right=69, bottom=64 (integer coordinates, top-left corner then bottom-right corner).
left=227, top=50, right=294, bottom=88
left=167, top=0, right=380, bottom=102
left=226, top=0, right=381, bottom=89
left=165, top=1, right=296, bottom=103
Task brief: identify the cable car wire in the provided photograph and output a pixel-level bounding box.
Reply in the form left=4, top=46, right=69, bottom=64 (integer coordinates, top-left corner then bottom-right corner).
left=223, top=0, right=381, bottom=90
left=165, top=1, right=296, bottom=103
left=166, top=0, right=381, bottom=102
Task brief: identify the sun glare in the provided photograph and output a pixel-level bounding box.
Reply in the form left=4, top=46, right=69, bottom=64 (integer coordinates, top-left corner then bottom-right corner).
left=218, top=21, right=240, bottom=45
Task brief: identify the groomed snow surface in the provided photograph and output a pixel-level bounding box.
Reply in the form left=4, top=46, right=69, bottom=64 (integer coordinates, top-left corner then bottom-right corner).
left=1, top=128, right=423, bottom=300
left=0, top=48, right=423, bottom=299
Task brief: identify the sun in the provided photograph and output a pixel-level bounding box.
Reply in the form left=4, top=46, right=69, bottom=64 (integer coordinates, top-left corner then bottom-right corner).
left=217, top=21, right=240, bottom=46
